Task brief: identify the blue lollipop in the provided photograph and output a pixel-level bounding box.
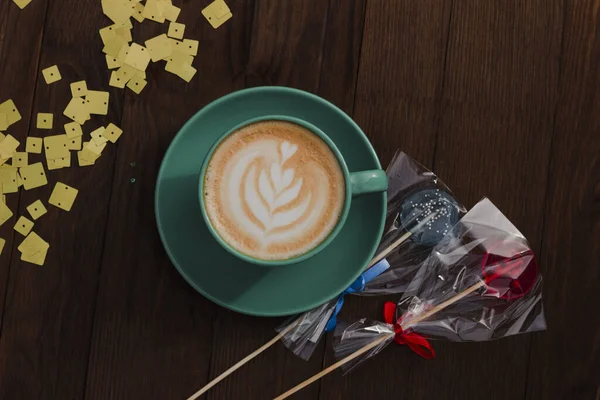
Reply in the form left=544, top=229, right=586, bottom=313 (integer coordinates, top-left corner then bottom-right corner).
left=399, top=188, right=461, bottom=246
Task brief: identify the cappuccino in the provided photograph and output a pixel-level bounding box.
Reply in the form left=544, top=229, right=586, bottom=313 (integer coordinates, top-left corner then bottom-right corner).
left=204, top=120, right=346, bottom=261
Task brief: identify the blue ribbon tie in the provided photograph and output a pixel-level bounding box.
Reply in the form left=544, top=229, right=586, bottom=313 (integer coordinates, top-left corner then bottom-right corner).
left=324, top=258, right=390, bottom=332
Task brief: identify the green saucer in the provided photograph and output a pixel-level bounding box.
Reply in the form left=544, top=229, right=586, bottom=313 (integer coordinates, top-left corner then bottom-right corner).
left=155, top=87, right=386, bottom=316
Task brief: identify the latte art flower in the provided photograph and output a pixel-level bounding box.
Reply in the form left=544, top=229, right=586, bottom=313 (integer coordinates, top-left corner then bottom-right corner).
left=204, top=120, right=345, bottom=261
left=245, top=142, right=309, bottom=233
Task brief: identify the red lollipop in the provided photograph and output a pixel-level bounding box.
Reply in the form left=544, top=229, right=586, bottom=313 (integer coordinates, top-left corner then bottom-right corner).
left=480, top=241, right=539, bottom=300
left=274, top=199, right=544, bottom=400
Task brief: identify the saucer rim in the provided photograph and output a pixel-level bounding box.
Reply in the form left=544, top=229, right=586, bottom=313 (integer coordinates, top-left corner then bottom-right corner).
left=155, top=86, right=386, bottom=316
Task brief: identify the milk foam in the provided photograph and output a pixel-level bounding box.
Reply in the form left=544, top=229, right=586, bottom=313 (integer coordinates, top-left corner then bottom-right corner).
left=204, top=121, right=346, bottom=261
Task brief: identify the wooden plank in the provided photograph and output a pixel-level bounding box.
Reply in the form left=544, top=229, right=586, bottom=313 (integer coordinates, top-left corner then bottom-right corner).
left=82, top=1, right=256, bottom=399
left=399, top=1, right=563, bottom=399
left=204, top=1, right=367, bottom=399
left=245, top=1, right=328, bottom=91
left=0, top=0, right=49, bottom=329
left=318, top=0, right=367, bottom=115
left=318, top=0, right=453, bottom=398
left=0, top=0, right=125, bottom=398
left=351, top=0, right=453, bottom=167
left=526, top=1, right=600, bottom=398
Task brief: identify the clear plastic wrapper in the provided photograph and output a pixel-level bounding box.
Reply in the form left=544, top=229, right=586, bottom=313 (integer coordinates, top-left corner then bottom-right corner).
left=333, top=198, right=546, bottom=373
left=278, top=300, right=337, bottom=361
left=277, top=151, right=466, bottom=360
left=362, top=151, right=467, bottom=295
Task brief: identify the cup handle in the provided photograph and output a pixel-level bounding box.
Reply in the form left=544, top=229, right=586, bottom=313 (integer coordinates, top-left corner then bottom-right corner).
left=349, top=169, right=388, bottom=197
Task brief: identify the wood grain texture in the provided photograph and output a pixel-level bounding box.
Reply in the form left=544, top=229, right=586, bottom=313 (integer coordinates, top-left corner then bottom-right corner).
left=352, top=0, right=453, bottom=167
left=0, top=0, right=125, bottom=398
left=0, top=0, right=49, bottom=329
left=0, top=2, right=124, bottom=399
left=83, top=1, right=255, bottom=399
left=318, top=0, right=367, bottom=114
left=399, top=1, right=563, bottom=399
left=526, top=1, right=600, bottom=398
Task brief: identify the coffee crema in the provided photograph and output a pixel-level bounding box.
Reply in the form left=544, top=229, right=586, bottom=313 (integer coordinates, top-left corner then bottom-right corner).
left=204, top=120, right=346, bottom=261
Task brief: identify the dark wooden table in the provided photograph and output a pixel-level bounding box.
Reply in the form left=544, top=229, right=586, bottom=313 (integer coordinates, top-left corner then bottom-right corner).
left=1, top=0, right=599, bottom=399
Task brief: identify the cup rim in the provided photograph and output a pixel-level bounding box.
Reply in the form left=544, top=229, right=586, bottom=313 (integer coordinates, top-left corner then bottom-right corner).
left=198, top=115, right=353, bottom=267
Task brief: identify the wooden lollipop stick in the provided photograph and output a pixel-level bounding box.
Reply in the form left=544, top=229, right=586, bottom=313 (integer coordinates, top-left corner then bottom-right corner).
left=187, top=321, right=299, bottom=400
left=273, top=279, right=488, bottom=399
left=273, top=333, right=394, bottom=400
left=188, top=212, right=438, bottom=399
left=367, top=211, right=438, bottom=268
left=400, top=280, right=485, bottom=329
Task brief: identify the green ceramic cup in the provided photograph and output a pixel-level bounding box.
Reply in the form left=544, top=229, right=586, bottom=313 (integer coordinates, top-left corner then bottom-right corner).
left=198, top=115, right=388, bottom=267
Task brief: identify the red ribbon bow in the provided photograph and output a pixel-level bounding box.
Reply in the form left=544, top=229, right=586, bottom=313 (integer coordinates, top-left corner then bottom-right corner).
left=383, top=302, right=435, bottom=359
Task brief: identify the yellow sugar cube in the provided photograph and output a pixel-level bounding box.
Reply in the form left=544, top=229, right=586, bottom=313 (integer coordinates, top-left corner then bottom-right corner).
left=167, top=22, right=185, bottom=39
left=166, top=61, right=197, bottom=82
left=14, top=216, right=34, bottom=236
left=0, top=167, right=18, bottom=193
left=115, top=65, right=137, bottom=83
left=64, top=98, right=90, bottom=125
left=116, top=26, right=132, bottom=42
left=77, top=150, right=96, bottom=166
left=163, top=3, right=181, bottom=21
left=0, top=99, right=21, bottom=128
left=109, top=71, right=127, bottom=88
left=0, top=134, right=20, bottom=160
left=166, top=50, right=193, bottom=65
left=117, top=43, right=131, bottom=64
left=145, top=34, right=172, bottom=62
left=21, top=247, right=49, bottom=266
left=202, top=0, right=232, bottom=29
left=47, top=154, right=70, bottom=169
left=103, top=123, right=123, bottom=143
left=79, top=144, right=101, bottom=162
left=124, top=43, right=151, bottom=71
left=44, top=134, right=69, bottom=160
left=46, top=158, right=63, bottom=171
left=127, top=75, right=147, bottom=94
left=0, top=201, right=13, bottom=227
left=19, top=162, right=48, bottom=190
left=106, top=55, right=122, bottom=69
left=142, top=0, right=165, bottom=22
left=182, top=39, right=199, bottom=56
left=18, top=231, right=49, bottom=256
left=101, top=0, right=134, bottom=25
left=67, top=135, right=82, bottom=151
left=49, top=182, right=78, bottom=211
left=132, top=2, right=145, bottom=22
left=26, top=137, right=43, bottom=154
left=42, top=65, right=62, bottom=84
left=70, top=80, right=88, bottom=97
left=84, top=140, right=107, bottom=156
left=85, top=90, right=110, bottom=115
left=102, top=35, right=127, bottom=57
left=99, top=25, right=117, bottom=44
left=64, top=122, right=83, bottom=139
left=90, top=127, right=108, bottom=145
left=27, top=200, right=47, bottom=220
left=12, top=152, right=27, bottom=167
left=36, top=113, right=53, bottom=129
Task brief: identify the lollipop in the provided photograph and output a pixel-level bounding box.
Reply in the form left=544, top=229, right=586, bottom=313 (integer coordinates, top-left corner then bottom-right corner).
left=186, top=152, right=464, bottom=399
left=279, top=158, right=464, bottom=352
left=186, top=213, right=432, bottom=400
left=274, top=198, right=546, bottom=399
